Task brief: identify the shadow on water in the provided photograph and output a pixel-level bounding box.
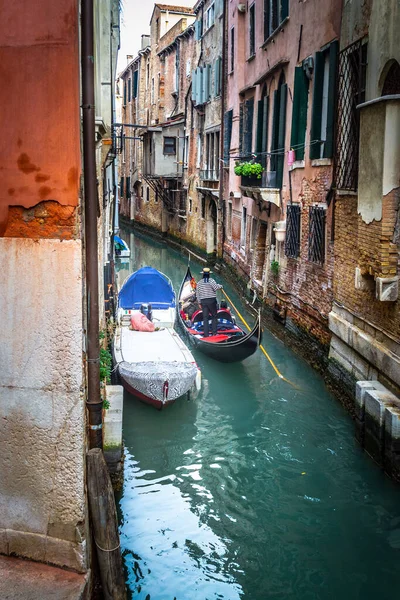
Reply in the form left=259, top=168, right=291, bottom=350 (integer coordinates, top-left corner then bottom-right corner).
left=117, top=228, right=400, bottom=600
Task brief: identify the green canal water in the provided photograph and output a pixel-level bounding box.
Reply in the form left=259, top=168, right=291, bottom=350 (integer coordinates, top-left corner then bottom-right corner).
left=116, top=230, right=400, bottom=600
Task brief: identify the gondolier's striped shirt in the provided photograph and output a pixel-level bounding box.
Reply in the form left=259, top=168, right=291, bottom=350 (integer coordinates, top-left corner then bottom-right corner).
left=196, top=278, right=223, bottom=302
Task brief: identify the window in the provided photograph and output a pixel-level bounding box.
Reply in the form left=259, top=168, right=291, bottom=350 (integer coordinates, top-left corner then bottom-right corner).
left=133, top=70, right=138, bottom=98
left=241, top=207, right=247, bottom=248
left=250, top=217, right=258, bottom=250
left=184, top=135, right=189, bottom=167
left=214, top=57, right=222, bottom=97
left=227, top=202, right=233, bottom=239
left=123, top=81, right=127, bottom=105
left=285, top=204, right=301, bottom=258
left=201, top=196, right=206, bottom=219
left=206, top=3, right=215, bottom=30
left=175, top=44, right=180, bottom=93
left=155, top=188, right=159, bottom=203
left=146, top=187, right=150, bottom=202
left=126, top=177, right=131, bottom=199
left=120, top=177, right=125, bottom=198
left=146, top=63, right=150, bottom=89
left=151, top=77, right=155, bottom=104
left=163, top=137, right=176, bottom=155
left=308, top=206, right=325, bottom=264
left=270, top=73, right=287, bottom=188
left=310, top=41, right=338, bottom=160
left=197, top=134, right=202, bottom=168
left=335, top=40, right=367, bottom=190
left=290, top=65, right=309, bottom=160
left=264, top=0, right=289, bottom=41
left=128, top=78, right=131, bottom=102
left=249, top=3, right=256, bottom=58
left=189, top=197, right=193, bottom=213
left=240, top=98, right=255, bottom=157
left=230, top=27, right=235, bottom=73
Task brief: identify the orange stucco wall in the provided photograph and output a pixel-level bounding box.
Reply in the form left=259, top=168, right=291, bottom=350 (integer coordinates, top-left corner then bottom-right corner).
left=0, top=0, right=81, bottom=237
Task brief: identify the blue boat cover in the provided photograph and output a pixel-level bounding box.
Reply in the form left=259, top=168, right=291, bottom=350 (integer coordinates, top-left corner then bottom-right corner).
left=118, top=266, right=176, bottom=310
left=114, top=235, right=126, bottom=249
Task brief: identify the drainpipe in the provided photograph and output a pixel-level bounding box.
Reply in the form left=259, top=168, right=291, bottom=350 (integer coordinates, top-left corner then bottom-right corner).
left=218, top=0, right=227, bottom=256
left=82, top=0, right=103, bottom=449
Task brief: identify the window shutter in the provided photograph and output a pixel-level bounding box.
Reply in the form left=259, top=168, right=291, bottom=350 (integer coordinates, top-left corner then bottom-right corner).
left=203, top=65, right=209, bottom=102
left=208, top=64, right=212, bottom=100
left=264, top=0, right=270, bottom=40
left=197, top=68, right=203, bottom=104
left=310, top=51, right=324, bottom=160
left=214, top=57, right=221, bottom=97
left=224, top=109, right=233, bottom=163
left=120, top=177, right=124, bottom=198
left=215, top=0, right=222, bottom=17
left=281, top=0, right=289, bottom=21
left=123, top=81, right=127, bottom=105
left=195, top=20, right=200, bottom=40
left=324, top=40, right=339, bottom=158
left=239, top=103, right=244, bottom=154
left=256, top=100, right=264, bottom=154
left=262, top=95, right=269, bottom=159
left=244, top=98, right=254, bottom=156
left=126, top=176, right=131, bottom=199
left=270, top=89, right=279, bottom=171
left=192, top=69, right=197, bottom=102
left=133, top=71, right=138, bottom=98
left=276, top=83, right=287, bottom=188
left=291, top=66, right=309, bottom=160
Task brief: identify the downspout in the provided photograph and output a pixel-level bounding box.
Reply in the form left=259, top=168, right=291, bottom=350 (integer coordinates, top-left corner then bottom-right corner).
left=82, top=0, right=103, bottom=449
left=218, top=0, right=227, bottom=256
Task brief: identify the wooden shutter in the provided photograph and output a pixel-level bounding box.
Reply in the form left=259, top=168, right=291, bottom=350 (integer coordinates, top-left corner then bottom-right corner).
left=224, top=109, right=233, bottom=163
left=133, top=71, right=138, bottom=98
left=264, top=0, right=270, bottom=40
left=290, top=66, right=309, bottom=160
left=262, top=96, right=269, bottom=158
left=239, top=103, right=244, bottom=154
left=270, top=89, right=279, bottom=171
left=281, top=0, right=289, bottom=21
left=244, top=98, right=254, bottom=156
left=310, top=51, right=324, bottom=159
left=256, top=100, right=264, bottom=153
left=123, top=81, right=127, bottom=105
left=192, top=69, right=196, bottom=102
left=324, top=40, right=339, bottom=158
left=276, top=83, right=287, bottom=188
left=126, top=176, right=131, bottom=199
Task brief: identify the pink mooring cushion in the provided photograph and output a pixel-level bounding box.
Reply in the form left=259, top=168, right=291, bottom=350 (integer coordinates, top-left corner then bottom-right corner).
left=130, top=313, right=155, bottom=332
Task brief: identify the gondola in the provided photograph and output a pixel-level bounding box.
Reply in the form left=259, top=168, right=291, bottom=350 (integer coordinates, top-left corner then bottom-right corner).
left=177, top=266, right=262, bottom=363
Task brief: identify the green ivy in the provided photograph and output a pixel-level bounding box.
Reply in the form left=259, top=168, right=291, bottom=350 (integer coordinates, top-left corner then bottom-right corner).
left=100, top=347, right=112, bottom=384
left=234, top=161, right=264, bottom=179
left=270, top=260, right=280, bottom=276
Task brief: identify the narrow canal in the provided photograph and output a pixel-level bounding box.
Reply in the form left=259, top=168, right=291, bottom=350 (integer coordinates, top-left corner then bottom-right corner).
left=116, top=229, right=400, bottom=600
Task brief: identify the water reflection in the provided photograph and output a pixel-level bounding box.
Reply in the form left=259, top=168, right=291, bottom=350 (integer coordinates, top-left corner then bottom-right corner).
left=117, top=228, right=400, bottom=600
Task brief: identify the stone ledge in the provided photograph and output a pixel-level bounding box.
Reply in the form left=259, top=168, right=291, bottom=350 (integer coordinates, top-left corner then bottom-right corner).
left=329, top=309, right=400, bottom=387
left=0, top=529, right=87, bottom=573
left=0, top=555, right=89, bottom=600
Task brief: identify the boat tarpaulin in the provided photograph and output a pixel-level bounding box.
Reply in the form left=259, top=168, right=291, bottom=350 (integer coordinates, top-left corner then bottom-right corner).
left=118, top=266, right=176, bottom=310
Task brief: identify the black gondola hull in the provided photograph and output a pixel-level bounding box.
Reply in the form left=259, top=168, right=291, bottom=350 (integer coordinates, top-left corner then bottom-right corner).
left=178, top=266, right=261, bottom=363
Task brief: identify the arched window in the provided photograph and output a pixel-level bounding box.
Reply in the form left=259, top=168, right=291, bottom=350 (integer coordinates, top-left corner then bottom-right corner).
left=382, top=60, right=400, bottom=96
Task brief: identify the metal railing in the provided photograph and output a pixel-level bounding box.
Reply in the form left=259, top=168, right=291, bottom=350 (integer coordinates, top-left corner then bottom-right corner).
left=236, top=153, right=279, bottom=189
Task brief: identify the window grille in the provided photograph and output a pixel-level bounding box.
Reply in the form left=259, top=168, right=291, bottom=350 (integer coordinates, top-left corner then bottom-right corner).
left=285, top=204, right=301, bottom=258
left=308, top=206, right=325, bottom=264
left=335, top=40, right=367, bottom=191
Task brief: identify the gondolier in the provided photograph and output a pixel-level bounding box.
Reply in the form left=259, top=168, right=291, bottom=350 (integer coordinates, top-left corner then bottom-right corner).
left=196, top=267, right=223, bottom=337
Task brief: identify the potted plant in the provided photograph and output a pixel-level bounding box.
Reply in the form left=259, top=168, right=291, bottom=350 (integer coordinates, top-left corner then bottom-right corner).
left=234, top=160, right=264, bottom=186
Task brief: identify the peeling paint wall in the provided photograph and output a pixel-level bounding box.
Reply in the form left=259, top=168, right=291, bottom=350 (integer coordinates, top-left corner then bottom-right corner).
left=0, top=239, right=86, bottom=572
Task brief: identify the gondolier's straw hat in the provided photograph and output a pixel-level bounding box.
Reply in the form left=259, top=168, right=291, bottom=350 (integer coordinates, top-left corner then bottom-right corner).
left=201, top=267, right=213, bottom=274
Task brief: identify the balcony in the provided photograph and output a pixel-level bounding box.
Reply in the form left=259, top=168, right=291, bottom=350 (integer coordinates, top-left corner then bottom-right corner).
left=199, top=169, right=219, bottom=183
left=237, top=154, right=281, bottom=207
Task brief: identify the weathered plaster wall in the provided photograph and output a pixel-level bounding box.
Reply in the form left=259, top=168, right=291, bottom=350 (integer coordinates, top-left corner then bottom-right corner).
left=0, top=238, right=86, bottom=572
left=0, top=0, right=81, bottom=235
left=367, top=0, right=400, bottom=99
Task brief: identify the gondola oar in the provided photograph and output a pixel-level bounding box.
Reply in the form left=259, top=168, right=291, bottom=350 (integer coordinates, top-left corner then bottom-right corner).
left=221, top=289, right=300, bottom=390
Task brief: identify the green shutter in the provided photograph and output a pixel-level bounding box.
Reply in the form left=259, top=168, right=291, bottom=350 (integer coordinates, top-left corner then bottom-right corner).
left=270, top=89, right=279, bottom=172
left=262, top=95, right=269, bottom=156
left=123, top=81, right=127, bottom=105
left=224, top=110, right=233, bottom=163
left=276, top=83, right=287, bottom=188
left=281, top=0, right=289, bottom=21
left=239, top=103, right=244, bottom=154
left=256, top=100, right=264, bottom=154
left=291, top=66, right=309, bottom=160
left=264, top=0, right=270, bottom=40
left=324, top=40, right=338, bottom=158
left=244, top=98, right=254, bottom=156
left=192, top=69, right=196, bottom=102
left=310, top=51, right=324, bottom=160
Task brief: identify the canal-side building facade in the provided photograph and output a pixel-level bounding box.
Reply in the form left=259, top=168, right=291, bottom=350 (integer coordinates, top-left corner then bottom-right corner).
left=329, top=0, right=400, bottom=395
left=0, top=0, right=119, bottom=585
left=224, top=0, right=342, bottom=347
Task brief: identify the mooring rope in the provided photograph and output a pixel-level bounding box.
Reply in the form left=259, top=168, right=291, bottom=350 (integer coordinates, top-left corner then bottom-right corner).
left=221, top=289, right=300, bottom=390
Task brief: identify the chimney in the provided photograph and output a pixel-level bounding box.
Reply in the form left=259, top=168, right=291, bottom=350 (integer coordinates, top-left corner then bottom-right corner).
left=126, top=55, right=133, bottom=64
left=141, top=34, right=150, bottom=49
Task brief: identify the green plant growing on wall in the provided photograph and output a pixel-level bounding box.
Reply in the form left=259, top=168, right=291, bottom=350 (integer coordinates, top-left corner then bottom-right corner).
left=234, top=161, right=264, bottom=179
left=100, top=347, right=112, bottom=384
left=270, top=260, right=280, bottom=276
